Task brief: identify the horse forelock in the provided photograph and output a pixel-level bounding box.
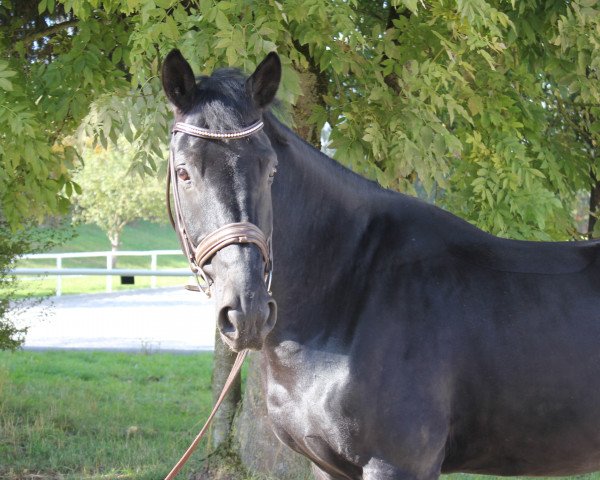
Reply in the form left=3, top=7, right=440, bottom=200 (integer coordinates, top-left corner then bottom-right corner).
left=186, top=68, right=256, bottom=131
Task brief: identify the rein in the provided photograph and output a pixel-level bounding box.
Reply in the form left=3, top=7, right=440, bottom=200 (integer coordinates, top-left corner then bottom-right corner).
left=164, top=119, right=270, bottom=479
left=163, top=349, right=248, bottom=480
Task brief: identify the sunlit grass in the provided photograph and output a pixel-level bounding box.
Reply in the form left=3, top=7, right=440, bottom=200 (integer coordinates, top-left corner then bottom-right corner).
left=50, top=221, right=182, bottom=254
left=0, top=350, right=214, bottom=480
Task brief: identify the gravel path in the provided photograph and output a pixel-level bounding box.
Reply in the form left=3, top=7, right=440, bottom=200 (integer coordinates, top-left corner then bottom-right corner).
left=13, top=287, right=216, bottom=352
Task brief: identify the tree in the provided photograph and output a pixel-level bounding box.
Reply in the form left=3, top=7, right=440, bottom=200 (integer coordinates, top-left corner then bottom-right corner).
left=2, top=0, right=598, bottom=235
left=72, top=143, right=166, bottom=260
left=1, top=0, right=599, bottom=477
left=0, top=0, right=129, bottom=228
left=0, top=0, right=130, bottom=348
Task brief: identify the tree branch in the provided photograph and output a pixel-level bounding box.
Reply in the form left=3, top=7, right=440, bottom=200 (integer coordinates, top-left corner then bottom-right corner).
left=292, top=38, right=330, bottom=147
left=19, top=19, right=78, bottom=47
left=383, top=5, right=411, bottom=95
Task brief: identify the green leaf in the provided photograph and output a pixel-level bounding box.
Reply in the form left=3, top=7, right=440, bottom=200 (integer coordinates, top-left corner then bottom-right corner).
left=478, top=49, right=496, bottom=70
left=467, top=95, right=483, bottom=116
left=0, top=78, right=13, bottom=91
left=112, top=47, right=123, bottom=64
left=401, top=0, right=419, bottom=15
left=215, top=10, right=232, bottom=30
left=0, top=69, right=17, bottom=79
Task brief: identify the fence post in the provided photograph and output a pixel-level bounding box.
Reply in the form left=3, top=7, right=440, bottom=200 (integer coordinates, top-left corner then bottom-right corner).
left=56, top=256, right=62, bottom=297
left=151, top=253, right=157, bottom=288
left=106, top=254, right=113, bottom=292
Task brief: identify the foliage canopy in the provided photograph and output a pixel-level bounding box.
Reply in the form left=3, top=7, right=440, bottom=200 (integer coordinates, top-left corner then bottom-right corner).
left=0, top=0, right=598, bottom=240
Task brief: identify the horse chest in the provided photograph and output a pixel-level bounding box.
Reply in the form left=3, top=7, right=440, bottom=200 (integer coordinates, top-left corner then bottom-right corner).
left=264, top=344, right=365, bottom=466
left=262, top=342, right=452, bottom=477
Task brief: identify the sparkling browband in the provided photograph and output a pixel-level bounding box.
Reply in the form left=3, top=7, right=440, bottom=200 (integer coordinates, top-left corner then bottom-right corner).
left=172, top=120, right=264, bottom=140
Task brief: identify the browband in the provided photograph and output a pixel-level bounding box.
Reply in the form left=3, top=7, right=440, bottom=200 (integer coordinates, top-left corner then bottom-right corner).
left=172, top=120, right=264, bottom=140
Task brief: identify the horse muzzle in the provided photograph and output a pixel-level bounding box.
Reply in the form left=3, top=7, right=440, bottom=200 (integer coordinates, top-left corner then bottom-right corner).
left=217, top=294, right=277, bottom=351
left=211, top=243, right=277, bottom=351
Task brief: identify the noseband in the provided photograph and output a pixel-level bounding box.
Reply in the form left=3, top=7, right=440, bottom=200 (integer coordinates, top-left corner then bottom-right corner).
left=166, top=119, right=272, bottom=297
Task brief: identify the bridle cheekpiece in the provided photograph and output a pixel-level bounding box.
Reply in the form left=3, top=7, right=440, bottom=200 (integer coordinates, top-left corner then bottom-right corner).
left=166, top=119, right=272, bottom=297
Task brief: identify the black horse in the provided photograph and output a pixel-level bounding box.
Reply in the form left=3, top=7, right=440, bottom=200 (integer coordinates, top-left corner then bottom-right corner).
left=162, top=50, right=600, bottom=480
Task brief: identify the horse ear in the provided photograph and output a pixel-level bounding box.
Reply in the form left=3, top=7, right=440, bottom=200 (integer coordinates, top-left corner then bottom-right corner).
left=161, top=49, right=196, bottom=111
left=246, top=52, right=281, bottom=108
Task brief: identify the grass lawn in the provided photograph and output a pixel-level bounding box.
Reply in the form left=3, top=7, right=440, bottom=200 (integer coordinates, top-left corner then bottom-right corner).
left=1, top=351, right=599, bottom=480
left=13, top=222, right=191, bottom=298
left=49, top=221, right=182, bottom=254
left=0, top=350, right=214, bottom=480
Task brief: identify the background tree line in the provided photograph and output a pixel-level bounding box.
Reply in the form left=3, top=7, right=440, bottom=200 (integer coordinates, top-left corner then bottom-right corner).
left=1, top=0, right=599, bottom=477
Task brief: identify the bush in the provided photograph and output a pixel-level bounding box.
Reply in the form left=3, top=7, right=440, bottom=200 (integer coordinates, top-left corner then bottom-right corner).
left=0, top=221, right=72, bottom=350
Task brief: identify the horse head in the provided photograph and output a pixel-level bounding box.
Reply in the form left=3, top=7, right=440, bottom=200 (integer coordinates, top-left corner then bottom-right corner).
left=162, top=50, right=280, bottom=352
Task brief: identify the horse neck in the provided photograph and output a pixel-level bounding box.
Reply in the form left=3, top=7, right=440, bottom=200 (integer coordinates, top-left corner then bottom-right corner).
left=265, top=116, right=378, bottom=300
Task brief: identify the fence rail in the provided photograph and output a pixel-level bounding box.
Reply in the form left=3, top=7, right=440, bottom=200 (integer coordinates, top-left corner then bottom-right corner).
left=13, top=250, right=191, bottom=296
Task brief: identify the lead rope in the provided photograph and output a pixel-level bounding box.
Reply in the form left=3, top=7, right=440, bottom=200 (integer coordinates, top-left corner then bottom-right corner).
left=164, top=349, right=248, bottom=480
left=163, top=119, right=268, bottom=478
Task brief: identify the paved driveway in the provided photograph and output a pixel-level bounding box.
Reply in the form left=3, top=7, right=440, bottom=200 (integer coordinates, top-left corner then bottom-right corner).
left=14, top=287, right=216, bottom=352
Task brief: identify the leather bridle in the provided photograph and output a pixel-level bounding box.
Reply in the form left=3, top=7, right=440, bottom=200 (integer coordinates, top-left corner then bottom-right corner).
left=166, top=119, right=273, bottom=298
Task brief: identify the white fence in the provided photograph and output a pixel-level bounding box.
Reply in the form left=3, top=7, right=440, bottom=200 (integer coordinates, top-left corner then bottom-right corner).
left=12, top=250, right=191, bottom=296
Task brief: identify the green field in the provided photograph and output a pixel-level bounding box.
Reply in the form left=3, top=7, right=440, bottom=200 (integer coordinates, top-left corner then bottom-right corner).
left=14, top=222, right=192, bottom=298
left=3, top=350, right=599, bottom=480
left=48, top=221, right=182, bottom=254
left=0, top=350, right=214, bottom=480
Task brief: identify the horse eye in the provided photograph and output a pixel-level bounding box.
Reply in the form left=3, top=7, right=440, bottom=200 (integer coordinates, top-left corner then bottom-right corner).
left=176, top=168, right=190, bottom=182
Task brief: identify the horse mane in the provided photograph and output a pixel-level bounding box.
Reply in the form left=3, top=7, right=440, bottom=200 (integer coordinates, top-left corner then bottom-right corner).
left=263, top=110, right=385, bottom=197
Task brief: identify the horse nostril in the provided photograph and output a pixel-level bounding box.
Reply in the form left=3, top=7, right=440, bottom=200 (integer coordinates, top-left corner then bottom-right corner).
left=218, top=307, right=238, bottom=338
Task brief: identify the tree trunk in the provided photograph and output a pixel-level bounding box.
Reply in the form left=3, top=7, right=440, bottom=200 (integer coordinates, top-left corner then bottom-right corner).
left=588, top=172, right=600, bottom=239
left=108, top=232, right=120, bottom=269
left=290, top=36, right=330, bottom=150
left=232, top=352, right=312, bottom=479
left=291, top=65, right=327, bottom=148
left=197, top=349, right=311, bottom=480
left=211, top=328, right=242, bottom=449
